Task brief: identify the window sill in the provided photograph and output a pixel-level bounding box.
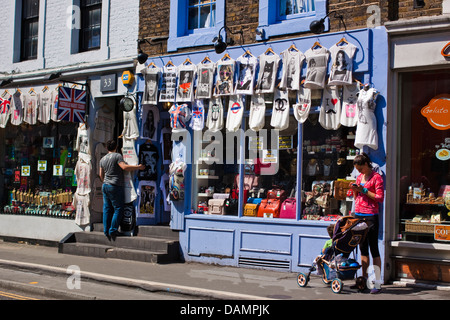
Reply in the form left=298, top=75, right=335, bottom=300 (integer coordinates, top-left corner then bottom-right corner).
left=390, top=240, right=450, bottom=251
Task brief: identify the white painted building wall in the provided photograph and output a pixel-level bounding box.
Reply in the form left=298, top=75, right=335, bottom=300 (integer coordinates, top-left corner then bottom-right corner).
left=0, top=0, right=139, bottom=75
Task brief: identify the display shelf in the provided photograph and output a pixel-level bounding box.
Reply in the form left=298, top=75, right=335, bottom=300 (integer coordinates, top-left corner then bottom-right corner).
left=197, top=175, right=219, bottom=180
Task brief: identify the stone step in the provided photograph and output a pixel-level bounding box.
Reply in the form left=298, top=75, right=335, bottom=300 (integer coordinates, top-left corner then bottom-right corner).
left=59, top=242, right=173, bottom=264
left=136, top=225, right=179, bottom=240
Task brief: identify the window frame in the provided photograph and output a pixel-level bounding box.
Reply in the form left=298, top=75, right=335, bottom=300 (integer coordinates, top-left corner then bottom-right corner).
left=168, top=0, right=225, bottom=52
left=20, top=0, right=40, bottom=61
left=257, top=0, right=327, bottom=40
left=79, top=0, right=102, bottom=53
left=188, top=0, right=216, bottom=31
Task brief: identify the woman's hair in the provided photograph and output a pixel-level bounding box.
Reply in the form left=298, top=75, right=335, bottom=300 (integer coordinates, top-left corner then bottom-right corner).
left=327, top=224, right=335, bottom=238
left=353, top=152, right=373, bottom=168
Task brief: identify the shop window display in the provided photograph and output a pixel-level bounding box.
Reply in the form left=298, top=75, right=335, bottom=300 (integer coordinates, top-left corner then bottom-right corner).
left=1, top=122, right=78, bottom=218
left=398, top=70, right=450, bottom=243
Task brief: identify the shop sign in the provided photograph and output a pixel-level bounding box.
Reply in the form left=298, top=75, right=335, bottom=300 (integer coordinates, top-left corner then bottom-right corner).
left=53, top=165, right=63, bottom=176
left=434, top=225, right=450, bottom=241
left=420, top=94, right=450, bottom=130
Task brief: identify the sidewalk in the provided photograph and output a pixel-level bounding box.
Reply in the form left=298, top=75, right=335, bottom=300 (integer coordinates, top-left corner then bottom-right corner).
left=0, top=239, right=449, bottom=301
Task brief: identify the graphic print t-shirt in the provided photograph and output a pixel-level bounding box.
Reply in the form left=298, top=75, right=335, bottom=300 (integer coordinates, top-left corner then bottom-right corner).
left=271, top=89, right=290, bottom=131
left=319, top=86, right=341, bottom=130
left=235, top=54, right=258, bottom=95
left=169, top=103, right=191, bottom=132
left=141, top=104, right=160, bottom=141
left=10, top=91, right=23, bottom=126
left=293, top=87, right=311, bottom=124
left=226, top=95, right=244, bottom=132
left=177, top=64, right=196, bottom=103
left=206, top=97, right=224, bottom=132
left=256, top=53, right=280, bottom=94
left=0, top=95, right=11, bottom=128
left=304, top=46, right=330, bottom=89
left=280, top=48, right=305, bottom=91
left=328, top=42, right=357, bottom=86
left=196, top=62, right=215, bottom=99
left=340, top=84, right=359, bottom=127
left=38, top=91, right=53, bottom=124
left=138, top=142, right=159, bottom=181
left=214, top=58, right=235, bottom=96
left=190, top=99, right=205, bottom=131
left=249, top=94, right=266, bottom=132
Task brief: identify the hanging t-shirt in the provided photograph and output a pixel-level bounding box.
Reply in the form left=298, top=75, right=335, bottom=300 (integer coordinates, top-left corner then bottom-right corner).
left=256, top=52, right=280, bottom=94
left=76, top=124, right=91, bottom=163
left=196, top=62, right=215, bottom=99
left=10, top=91, right=23, bottom=126
left=177, top=64, right=196, bottom=103
left=74, top=159, right=92, bottom=196
left=226, top=95, right=244, bottom=132
left=141, top=104, right=160, bottom=141
left=76, top=124, right=91, bottom=162
left=93, top=105, right=115, bottom=143
left=0, top=94, right=11, bottom=128
left=235, top=53, right=258, bottom=95
left=122, top=138, right=138, bottom=203
left=38, top=91, right=53, bottom=124
left=206, top=97, right=224, bottom=132
left=355, top=86, right=379, bottom=150
left=328, top=42, right=357, bottom=86
left=340, top=84, right=359, bottom=127
left=304, top=46, right=330, bottom=89
left=280, top=48, right=305, bottom=91
left=293, top=86, right=311, bottom=124
left=137, top=180, right=157, bottom=218
left=160, top=126, right=172, bottom=165
left=319, top=86, right=342, bottom=130
left=159, top=65, right=177, bottom=102
left=271, top=89, right=290, bottom=131
left=169, top=103, right=191, bottom=132
left=23, top=93, right=38, bottom=125
left=160, top=173, right=171, bottom=212
left=214, top=57, right=235, bottom=96
left=122, top=105, right=140, bottom=140
left=51, top=91, right=60, bottom=122
left=142, top=66, right=160, bottom=105
left=73, top=193, right=90, bottom=226
left=249, top=94, right=266, bottom=132
left=190, top=100, right=205, bottom=131
left=138, top=142, right=159, bottom=181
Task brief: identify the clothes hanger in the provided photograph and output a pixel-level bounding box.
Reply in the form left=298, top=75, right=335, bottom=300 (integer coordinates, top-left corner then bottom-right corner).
left=288, top=43, right=299, bottom=52
left=311, top=41, right=323, bottom=49
left=221, top=53, right=232, bottom=61
left=165, top=60, right=175, bottom=67
left=147, top=62, right=157, bottom=68
left=336, top=37, right=349, bottom=46
left=265, top=47, right=275, bottom=55
left=242, top=49, right=254, bottom=57
left=42, top=86, right=49, bottom=93
left=182, top=57, right=193, bottom=65
left=201, top=56, right=212, bottom=64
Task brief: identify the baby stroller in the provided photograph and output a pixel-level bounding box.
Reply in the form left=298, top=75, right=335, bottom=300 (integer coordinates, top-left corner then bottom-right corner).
left=297, top=216, right=369, bottom=294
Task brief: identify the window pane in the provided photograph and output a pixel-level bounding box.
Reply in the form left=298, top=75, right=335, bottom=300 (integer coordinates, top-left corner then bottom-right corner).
left=279, top=0, right=315, bottom=18
left=23, top=0, right=39, bottom=19
left=199, top=5, right=211, bottom=28
left=188, top=7, right=198, bottom=30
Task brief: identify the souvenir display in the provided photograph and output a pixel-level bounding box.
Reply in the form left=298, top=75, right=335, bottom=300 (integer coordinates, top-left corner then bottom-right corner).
left=328, top=39, right=357, bottom=86
left=255, top=49, right=280, bottom=94
left=226, top=95, right=244, bottom=132
left=304, top=43, right=330, bottom=89
left=293, top=86, right=311, bottom=123
left=319, top=85, right=342, bottom=130
left=279, top=46, right=305, bottom=91
left=159, top=63, right=177, bottom=102
left=214, top=55, right=235, bottom=96
left=196, top=59, right=215, bottom=99
left=176, top=63, right=196, bottom=102
left=248, top=94, right=266, bottom=132
left=142, top=66, right=160, bottom=105
left=340, top=84, right=359, bottom=127
left=355, top=84, right=379, bottom=150
left=206, top=97, right=224, bottom=132
left=140, top=104, right=160, bottom=141
left=271, top=89, right=290, bottom=131
left=235, top=51, right=258, bottom=95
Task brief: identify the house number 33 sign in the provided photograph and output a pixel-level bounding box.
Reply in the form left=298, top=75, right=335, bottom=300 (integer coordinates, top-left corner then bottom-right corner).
left=100, top=74, right=116, bottom=92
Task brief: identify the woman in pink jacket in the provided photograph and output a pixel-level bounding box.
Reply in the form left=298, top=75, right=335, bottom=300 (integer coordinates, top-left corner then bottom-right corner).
left=350, top=152, right=385, bottom=294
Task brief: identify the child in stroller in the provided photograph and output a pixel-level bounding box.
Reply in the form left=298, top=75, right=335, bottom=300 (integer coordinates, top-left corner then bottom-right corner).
left=298, top=216, right=369, bottom=294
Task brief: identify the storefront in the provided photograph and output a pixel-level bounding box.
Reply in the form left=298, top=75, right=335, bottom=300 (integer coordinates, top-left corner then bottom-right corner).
left=138, top=26, right=388, bottom=276
left=0, top=61, right=136, bottom=242
left=386, top=16, right=450, bottom=283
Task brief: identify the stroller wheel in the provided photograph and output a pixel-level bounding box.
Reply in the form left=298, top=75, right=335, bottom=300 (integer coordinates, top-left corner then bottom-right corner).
left=331, top=278, right=343, bottom=294
left=297, top=272, right=309, bottom=287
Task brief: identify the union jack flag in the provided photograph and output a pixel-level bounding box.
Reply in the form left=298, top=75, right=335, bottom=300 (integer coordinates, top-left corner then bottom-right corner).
left=57, top=87, right=87, bottom=123
left=170, top=104, right=189, bottom=130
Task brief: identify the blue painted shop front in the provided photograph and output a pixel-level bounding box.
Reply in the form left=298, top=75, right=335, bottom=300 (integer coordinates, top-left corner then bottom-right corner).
left=139, top=27, right=388, bottom=274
